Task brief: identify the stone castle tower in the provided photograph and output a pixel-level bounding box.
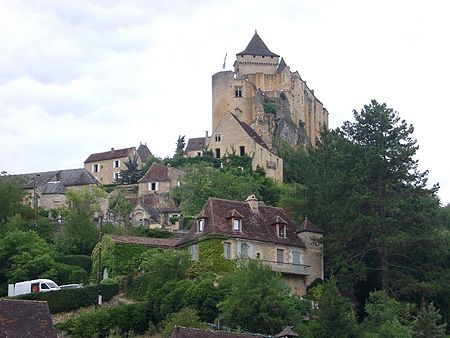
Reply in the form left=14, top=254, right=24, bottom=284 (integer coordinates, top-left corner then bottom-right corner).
left=212, top=31, right=329, bottom=150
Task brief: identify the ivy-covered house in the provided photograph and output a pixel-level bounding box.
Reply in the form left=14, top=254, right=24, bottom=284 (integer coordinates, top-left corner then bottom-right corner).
left=176, top=195, right=324, bottom=295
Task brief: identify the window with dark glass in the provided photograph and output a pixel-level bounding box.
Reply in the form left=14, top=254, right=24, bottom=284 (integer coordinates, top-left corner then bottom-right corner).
left=215, top=148, right=221, bottom=159
left=239, top=146, right=245, bottom=156
left=234, top=86, right=242, bottom=97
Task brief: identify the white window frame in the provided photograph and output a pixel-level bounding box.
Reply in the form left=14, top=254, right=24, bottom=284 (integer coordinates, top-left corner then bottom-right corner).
left=233, top=218, right=241, bottom=231
left=149, top=182, right=158, bottom=191
left=113, top=159, right=120, bottom=168
left=113, top=172, right=120, bottom=181
left=278, top=224, right=286, bottom=238
left=92, top=164, right=99, bottom=173
left=198, top=219, right=204, bottom=233
left=214, top=133, right=221, bottom=142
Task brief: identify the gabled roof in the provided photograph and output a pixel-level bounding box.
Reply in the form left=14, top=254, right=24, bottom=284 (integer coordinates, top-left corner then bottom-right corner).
left=109, top=235, right=179, bottom=248
left=276, top=57, right=288, bottom=73
left=0, top=299, right=57, bottom=338
left=237, top=31, right=279, bottom=58
left=135, top=201, right=160, bottom=221
left=137, top=144, right=152, bottom=163
left=84, top=147, right=134, bottom=163
left=42, top=181, right=66, bottom=194
left=231, top=113, right=269, bottom=149
left=177, top=197, right=306, bottom=248
left=297, top=219, right=324, bottom=234
left=275, top=326, right=299, bottom=337
left=20, top=168, right=98, bottom=189
left=169, top=326, right=267, bottom=338
left=139, top=162, right=184, bottom=183
left=185, top=137, right=206, bottom=152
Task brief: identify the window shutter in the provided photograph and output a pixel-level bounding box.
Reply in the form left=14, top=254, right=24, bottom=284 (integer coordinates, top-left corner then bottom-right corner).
left=249, top=243, right=254, bottom=259
left=236, top=241, right=241, bottom=258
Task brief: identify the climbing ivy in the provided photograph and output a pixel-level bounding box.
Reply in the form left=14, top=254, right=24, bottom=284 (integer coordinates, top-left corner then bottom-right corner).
left=187, top=237, right=236, bottom=276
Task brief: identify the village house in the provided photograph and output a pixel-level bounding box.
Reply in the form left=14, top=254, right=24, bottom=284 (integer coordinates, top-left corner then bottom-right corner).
left=184, top=134, right=208, bottom=157
left=137, top=162, right=184, bottom=196
left=20, top=168, right=98, bottom=212
left=84, top=143, right=152, bottom=185
left=177, top=195, right=324, bottom=295
left=169, top=326, right=298, bottom=338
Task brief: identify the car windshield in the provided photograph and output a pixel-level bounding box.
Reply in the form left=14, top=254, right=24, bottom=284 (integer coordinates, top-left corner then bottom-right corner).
left=47, top=282, right=58, bottom=288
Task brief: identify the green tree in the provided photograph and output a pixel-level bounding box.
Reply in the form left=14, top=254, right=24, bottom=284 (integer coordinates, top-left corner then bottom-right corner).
left=175, top=135, right=186, bottom=156
left=55, top=187, right=106, bottom=255
left=107, top=191, right=133, bottom=225
left=411, top=303, right=447, bottom=338
left=316, top=277, right=357, bottom=338
left=118, top=155, right=145, bottom=184
left=161, top=307, right=207, bottom=338
left=218, top=260, right=290, bottom=335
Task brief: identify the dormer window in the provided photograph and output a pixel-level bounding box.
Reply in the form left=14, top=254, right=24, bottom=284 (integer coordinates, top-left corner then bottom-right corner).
left=278, top=224, right=286, bottom=238
left=233, top=218, right=241, bottom=231
left=197, top=219, right=205, bottom=233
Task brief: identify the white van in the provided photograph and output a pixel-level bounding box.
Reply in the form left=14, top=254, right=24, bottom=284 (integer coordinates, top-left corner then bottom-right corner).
left=8, top=279, right=60, bottom=297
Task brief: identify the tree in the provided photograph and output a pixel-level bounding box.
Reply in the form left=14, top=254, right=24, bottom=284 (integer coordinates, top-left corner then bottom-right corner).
left=411, top=303, right=447, bottom=338
left=0, top=176, right=32, bottom=228
left=316, top=277, right=357, bottom=338
left=118, top=155, right=145, bottom=184
left=55, top=187, right=106, bottom=255
left=108, top=191, right=133, bottom=225
left=218, top=260, right=290, bottom=335
left=301, top=101, right=444, bottom=303
left=175, top=135, right=186, bottom=156
left=161, top=307, right=207, bottom=338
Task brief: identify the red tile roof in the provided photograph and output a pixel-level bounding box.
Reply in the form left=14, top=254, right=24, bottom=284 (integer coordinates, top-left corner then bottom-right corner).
left=169, top=326, right=266, bottom=338
left=84, top=147, right=134, bottom=163
left=0, top=299, right=57, bottom=338
left=139, top=162, right=169, bottom=183
left=177, top=197, right=314, bottom=247
left=109, top=235, right=178, bottom=248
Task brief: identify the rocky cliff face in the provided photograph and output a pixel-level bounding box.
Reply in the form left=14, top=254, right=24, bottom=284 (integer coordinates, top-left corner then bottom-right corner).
left=252, top=90, right=310, bottom=153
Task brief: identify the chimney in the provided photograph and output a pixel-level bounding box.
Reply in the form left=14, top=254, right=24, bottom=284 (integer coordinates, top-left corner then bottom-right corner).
left=111, top=147, right=114, bottom=151
left=246, top=194, right=259, bottom=211
left=205, top=131, right=209, bottom=138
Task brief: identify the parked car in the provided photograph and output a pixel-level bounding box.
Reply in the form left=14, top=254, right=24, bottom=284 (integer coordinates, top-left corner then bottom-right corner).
left=59, top=284, right=83, bottom=290
left=8, top=279, right=60, bottom=296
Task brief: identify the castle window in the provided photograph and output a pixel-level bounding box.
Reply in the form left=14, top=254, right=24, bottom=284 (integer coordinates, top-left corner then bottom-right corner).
left=149, top=182, right=158, bottom=191
left=215, top=148, right=221, bottom=159
left=233, top=218, right=241, bottom=231
left=234, top=86, right=242, bottom=98
left=113, top=160, right=120, bottom=168
left=214, top=133, right=221, bottom=142
left=239, top=146, right=245, bottom=156
left=197, top=219, right=205, bottom=233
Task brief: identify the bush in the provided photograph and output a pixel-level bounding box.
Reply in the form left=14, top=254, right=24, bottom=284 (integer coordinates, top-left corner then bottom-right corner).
left=55, top=255, right=92, bottom=274
left=11, top=281, right=119, bottom=313
left=56, top=303, right=149, bottom=338
left=54, top=262, right=88, bottom=285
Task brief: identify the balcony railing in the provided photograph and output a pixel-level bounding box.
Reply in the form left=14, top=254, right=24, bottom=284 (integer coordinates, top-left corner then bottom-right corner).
left=261, top=259, right=310, bottom=276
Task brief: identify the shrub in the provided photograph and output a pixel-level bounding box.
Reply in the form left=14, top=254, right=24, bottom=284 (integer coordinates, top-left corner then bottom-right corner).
left=54, top=262, right=88, bottom=285
left=55, top=255, right=92, bottom=274
left=11, top=281, right=119, bottom=313
left=56, top=303, right=149, bottom=338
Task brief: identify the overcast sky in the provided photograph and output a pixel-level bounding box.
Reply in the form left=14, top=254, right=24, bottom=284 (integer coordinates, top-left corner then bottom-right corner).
left=0, top=0, right=449, bottom=205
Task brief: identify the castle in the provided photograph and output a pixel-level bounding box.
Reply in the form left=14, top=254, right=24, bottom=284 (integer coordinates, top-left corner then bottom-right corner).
left=186, top=31, right=329, bottom=182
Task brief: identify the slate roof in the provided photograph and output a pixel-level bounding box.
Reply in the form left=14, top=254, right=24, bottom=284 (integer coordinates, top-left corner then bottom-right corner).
left=297, top=219, right=324, bottom=234
left=237, top=31, right=279, bottom=57
left=231, top=114, right=269, bottom=149
left=185, top=137, right=206, bottom=152
left=84, top=147, right=134, bottom=163
left=42, top=181, right=66, bottom=194
left=136, top=202, right=160, bottom=221
left=177, top=197, right=308, bottom=248
left=21, top=168, right=98, bottom=189
left=109, top=235, right=178, bottom=248
left=276, top=57, right=288, bottom=73
left=137, top=144, right=152, bottom=163
left=0, top=299, right=57, bottom=338
left=169, top=326, right=267, bottom=338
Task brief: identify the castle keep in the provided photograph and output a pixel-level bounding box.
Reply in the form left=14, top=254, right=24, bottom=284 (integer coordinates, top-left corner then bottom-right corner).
left=212, top=31, right=328, bottom=150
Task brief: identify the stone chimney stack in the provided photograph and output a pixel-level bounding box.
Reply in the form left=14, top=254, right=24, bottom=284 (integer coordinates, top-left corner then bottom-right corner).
left=111, top=147, right=114, bottom=151
left=245, top=194, right=259, bottom=211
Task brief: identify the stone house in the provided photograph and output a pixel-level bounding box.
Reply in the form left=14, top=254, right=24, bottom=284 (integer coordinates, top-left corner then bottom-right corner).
left=177, top=195, right=324, bottom=295
left=84, top=144, right=152, bottom=185
left=185, top=135, right=208, bottom=157
left=129, top=197, right=181, bottom=230
left=212, top=31, right=328, bottom=150
left=207, top=111, right=283, bottom=182
left=169, top=326, right=298, bottom=338
left=20, top=168, right=98, bottom=212
left=138, top=162, right=184, bottom=196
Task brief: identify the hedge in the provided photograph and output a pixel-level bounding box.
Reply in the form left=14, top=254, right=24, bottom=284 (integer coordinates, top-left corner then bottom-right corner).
left=11, top=282, right=119, bottom=313
left=55, top=255, right=92, bottom=275
left=55, top=262, right=88, bottom=285
left=56, top=302, right=149, bottom=338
